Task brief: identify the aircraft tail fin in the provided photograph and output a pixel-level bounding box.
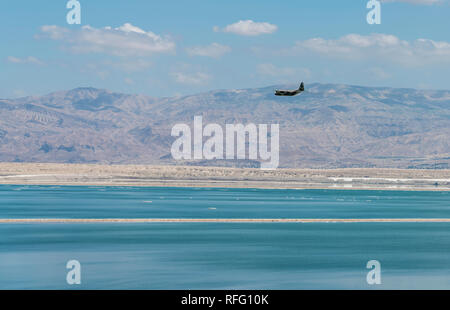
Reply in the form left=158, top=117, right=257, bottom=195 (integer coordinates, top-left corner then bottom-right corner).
left=299, top=82, right=304, bottom=91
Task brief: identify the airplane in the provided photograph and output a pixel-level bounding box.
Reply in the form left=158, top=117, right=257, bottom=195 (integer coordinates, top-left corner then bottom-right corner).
left=275, top=82, right=304, bottom=96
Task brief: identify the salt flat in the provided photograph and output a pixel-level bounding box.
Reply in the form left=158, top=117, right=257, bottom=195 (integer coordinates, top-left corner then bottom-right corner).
left=0, top=163, right=448, bottom=191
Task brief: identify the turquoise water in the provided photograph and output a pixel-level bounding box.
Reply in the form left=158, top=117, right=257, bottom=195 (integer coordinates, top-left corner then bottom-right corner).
left=0, top=185, right=449, bottom=289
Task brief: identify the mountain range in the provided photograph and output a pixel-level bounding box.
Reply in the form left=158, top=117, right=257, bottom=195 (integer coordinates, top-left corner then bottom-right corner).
left=0, top=83, right=449, bottom=168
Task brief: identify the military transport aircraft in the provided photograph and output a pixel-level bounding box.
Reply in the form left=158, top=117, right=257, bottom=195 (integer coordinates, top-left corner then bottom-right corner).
left=275, top=82, right=304, bottom=96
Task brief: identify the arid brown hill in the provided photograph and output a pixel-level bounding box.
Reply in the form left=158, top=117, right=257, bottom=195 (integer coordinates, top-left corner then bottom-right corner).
left=0, top=83, right=449, bottom=168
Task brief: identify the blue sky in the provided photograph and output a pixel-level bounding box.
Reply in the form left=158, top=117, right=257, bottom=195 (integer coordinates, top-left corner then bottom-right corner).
left=1, top=0, right=449, bottom=98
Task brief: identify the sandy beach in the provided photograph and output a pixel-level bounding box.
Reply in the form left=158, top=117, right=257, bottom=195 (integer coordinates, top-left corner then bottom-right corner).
left=0, top=162, right=448, bottom=191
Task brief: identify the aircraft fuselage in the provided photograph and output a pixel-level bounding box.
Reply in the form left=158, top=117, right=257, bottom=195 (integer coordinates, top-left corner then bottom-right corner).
left=274, top=82, right=304, bottom=96
left=274, top=90, right=301, bottom=96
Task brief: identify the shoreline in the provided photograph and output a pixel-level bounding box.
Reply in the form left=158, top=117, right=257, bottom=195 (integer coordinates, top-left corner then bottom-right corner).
left=2, top=218, right=450, bottom=223
left=0, top=163, right=449, bottom=191
left=0, top=182, right=449, bottom=192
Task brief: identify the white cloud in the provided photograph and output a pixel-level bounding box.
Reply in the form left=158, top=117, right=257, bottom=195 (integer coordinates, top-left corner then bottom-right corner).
left=39, top=23, right=175, bottom=56
left=367, top=67, right=391, bottom=80
left=171, top=71, right=211, bottom=85
left=40, top=25, right=70, bottom=40
left=290, top=34, right=450, bottom=66
left=215, top=20, right=277, bottom=36
left=186, top=43, right=231, bottom=58
left=108, top=59, right=152, bottom=72
left=257, top=63, right=311, bottom=79
left=7, top=56, right=44, bottom=65
left=380, top=0, right=443, bottom=4
left=83, top=59, right=152, bottom=75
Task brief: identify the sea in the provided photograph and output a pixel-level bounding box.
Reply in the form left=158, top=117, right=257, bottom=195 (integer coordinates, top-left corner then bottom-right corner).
left=0, top=185, right=449, bottom=289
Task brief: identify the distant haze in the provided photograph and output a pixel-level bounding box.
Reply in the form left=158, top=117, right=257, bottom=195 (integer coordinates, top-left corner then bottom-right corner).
left=0, top=83, right=449, bottom=169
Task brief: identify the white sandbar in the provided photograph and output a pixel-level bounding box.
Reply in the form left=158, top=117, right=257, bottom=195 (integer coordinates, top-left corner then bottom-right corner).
left=1, top=218, right=450, bottom=223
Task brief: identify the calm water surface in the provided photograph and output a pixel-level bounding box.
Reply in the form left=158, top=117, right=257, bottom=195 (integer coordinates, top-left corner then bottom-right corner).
left=0, top=185, right=449, bottom=289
